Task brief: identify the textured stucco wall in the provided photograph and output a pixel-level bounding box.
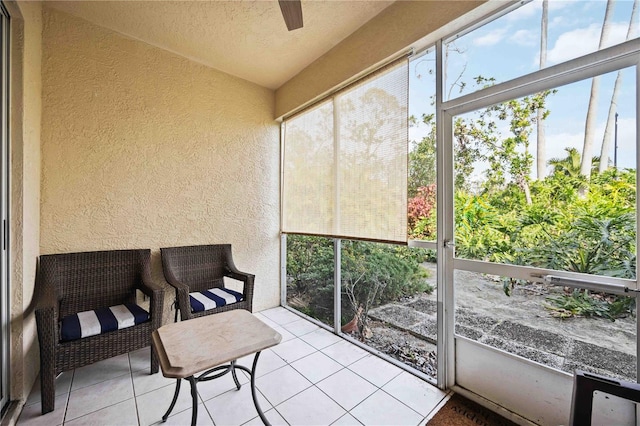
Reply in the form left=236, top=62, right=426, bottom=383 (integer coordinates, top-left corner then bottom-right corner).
left=8, top=0, right=42, bottom=407
left=275, top=0, right=486, bottom=118
left=40, top=8, right=280, bottom=317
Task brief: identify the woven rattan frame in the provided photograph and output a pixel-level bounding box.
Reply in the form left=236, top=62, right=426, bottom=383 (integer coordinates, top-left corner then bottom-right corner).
left=35, top=249, right=164, bottom=414
left=160, top=244, right=254, bottom=321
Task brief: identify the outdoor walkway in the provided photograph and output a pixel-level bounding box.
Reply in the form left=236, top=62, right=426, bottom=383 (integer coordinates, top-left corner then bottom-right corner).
left=17, top=306, right=448, bottom=426
left=371, top=298, right=636, bottom=382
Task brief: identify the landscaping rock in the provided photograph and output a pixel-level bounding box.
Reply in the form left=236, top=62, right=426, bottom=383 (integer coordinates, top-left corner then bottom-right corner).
left=491, top=320, right=571, bottom=356
left=481, top=336, right=565, bottom=369
left=569, top=340, right=636, bottom=380
left=369, top=304, right=432, bottom=330
left=364, top=320, right=437, bottom=377
left=455, top=324, right=483, bottom=341
left=405, top=298, right=438, bottom=314
left=408, top=318, right=437, bottom=343
left=455, top=307, right=501, bottom=332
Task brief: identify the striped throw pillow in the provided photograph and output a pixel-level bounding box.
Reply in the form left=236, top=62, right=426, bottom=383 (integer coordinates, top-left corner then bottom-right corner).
left=189, top=287, right=244, bottom=313
left=60, top=303, right=150, bottom=342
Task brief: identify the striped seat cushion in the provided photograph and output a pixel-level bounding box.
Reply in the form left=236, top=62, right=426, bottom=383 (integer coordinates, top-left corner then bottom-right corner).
left=189, top=287, right=244, bottom=313
left=60, top=303, right=150, bottom=342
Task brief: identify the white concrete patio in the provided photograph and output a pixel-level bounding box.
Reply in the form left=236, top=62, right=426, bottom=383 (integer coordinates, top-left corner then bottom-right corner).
left=17, top=307, right=449, bottom=426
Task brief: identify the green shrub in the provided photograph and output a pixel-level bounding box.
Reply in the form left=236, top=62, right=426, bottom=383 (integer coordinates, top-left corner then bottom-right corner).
left=286, top=235, right=433, bottom=326
left=545, top=289, right=635, bottom=321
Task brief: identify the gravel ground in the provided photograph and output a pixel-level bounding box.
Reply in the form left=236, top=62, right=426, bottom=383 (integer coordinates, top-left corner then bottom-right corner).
left=345, top=261, right=637, bottom=381
left=353, top=320, right=438, bottom=377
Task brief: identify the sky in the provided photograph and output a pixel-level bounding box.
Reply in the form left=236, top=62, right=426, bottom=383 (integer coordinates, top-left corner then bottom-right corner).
left=409, top=0, right=639, bottom=182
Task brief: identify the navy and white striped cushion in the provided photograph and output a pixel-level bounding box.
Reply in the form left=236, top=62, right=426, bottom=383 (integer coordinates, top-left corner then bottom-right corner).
left=189, top=287, right=244, bottom=313
left=60, top=303, right=150, bottom=342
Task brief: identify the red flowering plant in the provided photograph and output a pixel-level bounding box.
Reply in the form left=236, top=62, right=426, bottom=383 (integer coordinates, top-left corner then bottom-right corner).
left=408, top=184, right=437, bottom=240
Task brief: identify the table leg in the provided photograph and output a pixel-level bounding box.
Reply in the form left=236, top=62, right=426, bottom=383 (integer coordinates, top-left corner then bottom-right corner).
left=187, top=376, right=198, bottom=426
left=234, top=352, right=270, bottom=425
left=250, top=351, right=270, bottom=426
left=231, top=360, right=241, bottom=390
left=161, top=378, right=181, bottom=422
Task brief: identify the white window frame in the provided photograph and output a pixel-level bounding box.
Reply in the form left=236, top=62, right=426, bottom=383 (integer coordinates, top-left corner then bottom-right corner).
left=438, top=38, right=640, bottom=388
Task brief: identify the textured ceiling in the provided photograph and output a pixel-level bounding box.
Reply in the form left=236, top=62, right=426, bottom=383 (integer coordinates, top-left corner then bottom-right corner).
left=45, top=1, right=395, bottom=89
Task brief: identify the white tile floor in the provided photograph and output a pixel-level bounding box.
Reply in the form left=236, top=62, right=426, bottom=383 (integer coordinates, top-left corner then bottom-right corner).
left=17, top=307, right=449, bottom=426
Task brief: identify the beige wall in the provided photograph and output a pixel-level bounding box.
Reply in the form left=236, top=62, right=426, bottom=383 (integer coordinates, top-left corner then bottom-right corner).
left=40, top=8, right=281, bottom=317
left=6, top=0, right=42, bottom=408
left=275, top=0, right=486, bottom=118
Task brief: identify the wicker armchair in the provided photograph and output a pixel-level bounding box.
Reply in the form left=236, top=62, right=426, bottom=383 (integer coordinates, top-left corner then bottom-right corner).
left=161, top=244, right=254, bottom=322
left=35, top=249, right=163, bottom=414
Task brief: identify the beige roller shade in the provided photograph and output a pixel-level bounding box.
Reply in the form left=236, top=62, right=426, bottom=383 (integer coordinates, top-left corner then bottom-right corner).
left=282, top=59, right=408, bottom=243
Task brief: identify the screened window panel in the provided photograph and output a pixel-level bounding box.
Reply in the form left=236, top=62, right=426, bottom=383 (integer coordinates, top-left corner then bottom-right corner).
left=282, top=60, right=408, bottom=243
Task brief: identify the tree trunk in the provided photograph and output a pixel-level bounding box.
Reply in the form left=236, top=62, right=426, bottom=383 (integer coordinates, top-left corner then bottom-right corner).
left=580, top=0, right=616, bottom=183
left=536, top=0, right=548, bottom=180
left=517, top=175, right=533, bottom=205
left=599, top=0, right=638, bottom=173
left=523, top=181, right=532, bottom=205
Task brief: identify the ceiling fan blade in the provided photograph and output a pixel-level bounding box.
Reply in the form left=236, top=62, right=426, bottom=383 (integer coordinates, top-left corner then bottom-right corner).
left=278, top=0, right=303, bottom=31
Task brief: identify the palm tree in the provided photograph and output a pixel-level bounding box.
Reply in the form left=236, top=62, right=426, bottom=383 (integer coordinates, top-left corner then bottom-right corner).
left=549, top=147, right=583, bottom=178
left=549, top=147, right=600, bottom=181
left=599, top=0, right=638, bottom=172
left=580, top=0, right=616, bottom=182
left=536, top=0, right=548, bottom=180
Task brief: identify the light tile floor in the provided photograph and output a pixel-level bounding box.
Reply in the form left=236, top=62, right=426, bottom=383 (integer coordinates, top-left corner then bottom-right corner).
left=17, top=307, right=449, bottom=426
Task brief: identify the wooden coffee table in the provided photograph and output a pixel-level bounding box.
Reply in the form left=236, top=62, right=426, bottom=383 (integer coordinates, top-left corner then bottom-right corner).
left=151, top=309, right=282, bottom=426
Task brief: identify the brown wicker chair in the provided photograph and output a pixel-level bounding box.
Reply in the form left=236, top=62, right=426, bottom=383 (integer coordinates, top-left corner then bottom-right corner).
left=35, top=249, right=163, bottom=414
left=160, top=244, right=254, bottom=322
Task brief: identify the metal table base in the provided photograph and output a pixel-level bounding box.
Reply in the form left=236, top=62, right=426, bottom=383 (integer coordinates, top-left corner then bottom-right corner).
left=161, top=351, right=269, bottom=426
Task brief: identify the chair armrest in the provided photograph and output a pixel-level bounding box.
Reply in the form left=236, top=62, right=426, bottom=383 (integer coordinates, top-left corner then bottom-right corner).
left=223, top=251, right=254, bottom=285
left=222, top=248, right=254, bottom=311
left=35, top=287, right=59, bottom=353
left=160, top=252, right=191, bottom=316
left=35, top=257, right=61, bottom=339
left=35, top=293, right=58, bottom=327
left=139, top=278, right=164, bottom=329
left=224, top=269, right=255, bottom=312
left=138, top=277, right=163, bottom=299
left=163, top=277, right=192, bottom=321
left=224, top=269, right=253, bottom=282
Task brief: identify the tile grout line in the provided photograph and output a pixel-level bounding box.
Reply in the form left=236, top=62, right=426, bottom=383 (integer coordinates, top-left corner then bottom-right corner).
left=196, top=384, right=218, bottom=426
left=127, top=354, right=143, bottom=426
left=313, top=379, right=371, bottom=422
left=422, top=390, right=454, bottom=424
left=345, top=358, right=404, bottom=389
left=258, top=383, right=287, bottom=426
left=258, top=370, right=313, bottom=409
left=283, top=335, right=394, bottom=390
left=378, top=386, right=432, bottom=420
left=269, top=336, right=380, bottom=425
left=61, top=369, right=74, bottom=426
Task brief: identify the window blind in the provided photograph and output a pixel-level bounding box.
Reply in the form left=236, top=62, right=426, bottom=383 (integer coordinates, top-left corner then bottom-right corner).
left=282, top=59, right=409, bottom=243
